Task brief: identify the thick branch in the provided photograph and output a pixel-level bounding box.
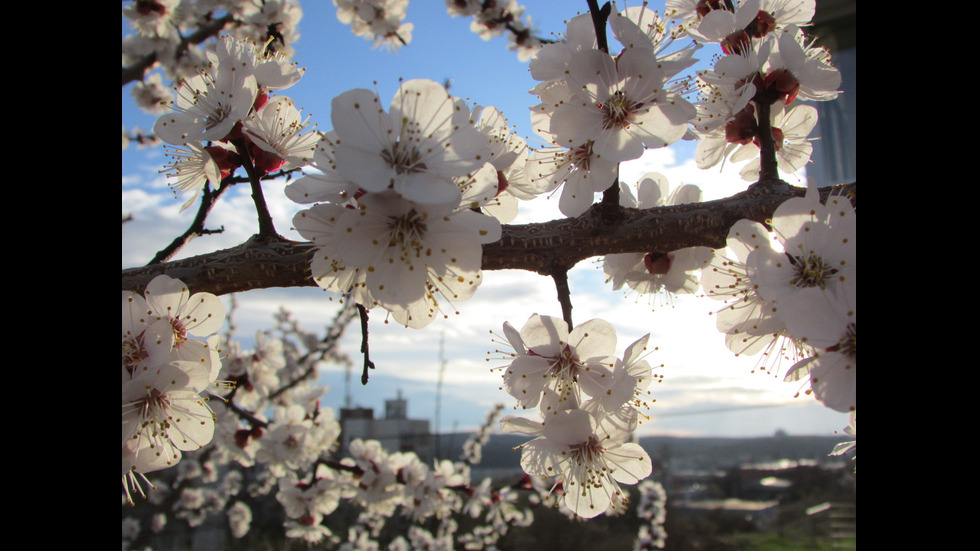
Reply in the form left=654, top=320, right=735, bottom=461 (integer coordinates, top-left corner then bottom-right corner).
left=121, top=182, right=855, bottom=296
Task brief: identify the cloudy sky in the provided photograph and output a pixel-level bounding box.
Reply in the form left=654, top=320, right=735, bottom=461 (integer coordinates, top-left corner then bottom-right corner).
left=122, top=1, right=850, bottom=439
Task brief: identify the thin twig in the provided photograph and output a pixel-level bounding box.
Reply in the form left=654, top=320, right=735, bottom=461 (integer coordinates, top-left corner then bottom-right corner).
left=754, top=99, right=779, bottom=182
left=551, top=269, right=574, bottom=329
left=357, top=304, right=376, bottom=385
left=147, top=179, right=232, bottom=265
left=586, top=0, right=612, bottom=53
left=231, top=138, right=279, bottom=238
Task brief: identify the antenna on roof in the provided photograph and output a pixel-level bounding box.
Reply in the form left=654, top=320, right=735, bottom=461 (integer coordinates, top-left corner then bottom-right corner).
left=435, top=332, right=446, bottom=458
left=344, top=362, right=352, bottom=409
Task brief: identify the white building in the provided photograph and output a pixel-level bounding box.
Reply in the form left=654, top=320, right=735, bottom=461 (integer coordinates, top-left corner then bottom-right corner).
left=338, top=390, right=434, bottom=463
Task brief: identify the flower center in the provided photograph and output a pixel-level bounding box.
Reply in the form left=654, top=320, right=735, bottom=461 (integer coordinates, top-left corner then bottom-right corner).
left=170, top=317, right=189, bottom=347
left=551, top=344, right=578, bottom=377
left=695, top=0, right=728, bottom=18
left=123, top=335, right=149, bottom=375
left=725, top=105, right=757, bottom=145
left=568, top=435, right=604, bottom=465
left=763, top=69, right=801, bottom=104
left=387, top=209, right=428, bottom=250
left=203, top=102, right=232, bottom=131
left=787, top=252, right=838, bottom=289
left=135, top=387, right=174, bottom=437
left=569, top=141, right=595, bottom=171
left=381, top=141, right=428, bottom=175
left=746, top=10, right=777, bottom=38
left=136, top=0, right=168, bottom=16
left=599, top=91, right=641, bottom=130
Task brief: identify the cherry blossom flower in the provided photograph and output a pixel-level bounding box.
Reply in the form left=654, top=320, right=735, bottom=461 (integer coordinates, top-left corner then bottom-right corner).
left=284, top=131, right=362, bottom=205
left=208, top=36, right=305, bottom=92
left=226, top=501, right=252, bottom=538
left=159, top=142, right=224, bottom=212
left=284, top=511, right=335, bottom=544
left=122, top=275, right=229, bottom=505
left=131, top=73, right=173, bottom=115
left=550, top=45, right=696, bottom=165
left=340, top=439, right=403, bottom=514
left=700, top=219, right=807, bottom=373
left=691, top=77, right=756, bottom=136
left=696, top=0, right=813, bottom=53
left=635, top=479, right=668, bottom=550
left=766, top=24, right=841, bottom=103
left=732, top=102, right=818, bottom=180
left=698, top=34, right=775, bottom=92
left=747, top=187, right=855, bottom=308
left=609, top=2, right=703, bottom=67
left=123, top=293, right=174, bottom=379
left=496, top=314, right=618, bottom=415
left=234, top=0, right=304, bottom=59
left=517, top=408, right=651, bottom=518
left=334, top=0, right=413, bottom=51
left=527, top=13, right=597, bottom=85
left=582, top=333, right=660, bottom=434
left=780, top=270, right=856, bottom=413
left=463, top=104, right=539, bottom=222
left=123, top=0, right=180, bottom=37
left=152, top=55, right=258, bottom=145
left=293, top=188, right=500, bottom=328
left=695, top=98, right=817, bottom=181
left=218, top=330, right=285, bottom=410
left=276, top=472, right=343, bottom=521
left=139, top=274, right=226, bottom=377
left=122, top=360, right=217, bottom=477
left=396, top=456, right=467, bottom=521
left=330, top=79, right=491, bottom=206
left=255, top=404, right=341, bottom=476
left=242, top=95, right=319, bottom=171
left=526, top=117, right=620, bottom=217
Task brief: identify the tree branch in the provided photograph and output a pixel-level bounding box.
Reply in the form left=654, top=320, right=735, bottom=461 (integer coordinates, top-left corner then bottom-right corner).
left=121, top=182, right=855, bottom=296
left=122, top=14, right=236, bottom=86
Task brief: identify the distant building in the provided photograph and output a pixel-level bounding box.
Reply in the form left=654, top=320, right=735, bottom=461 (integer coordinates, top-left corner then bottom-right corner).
left=806, top=0, right=856, bottom=188
left=338, top=390, right=435, bottom=463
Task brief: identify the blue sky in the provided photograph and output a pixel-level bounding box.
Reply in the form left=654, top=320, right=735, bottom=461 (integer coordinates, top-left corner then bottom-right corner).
left=122, top=1, right=849, bottom=439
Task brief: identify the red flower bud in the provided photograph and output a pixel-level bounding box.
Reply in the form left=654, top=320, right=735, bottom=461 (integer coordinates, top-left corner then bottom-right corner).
left=644, top=252, right=672, bottom=275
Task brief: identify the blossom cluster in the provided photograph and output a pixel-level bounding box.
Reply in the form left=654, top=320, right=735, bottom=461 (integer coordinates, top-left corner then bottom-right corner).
left=333, top=0, right=414, bottom=51
left=288, top=78, right=555, bottom=328
left=445, top=0, right=544, bottom=61
left=493, top=314, right=658, bottom=518
left=674, top=0, right=841, bottom=180
left=701, top=186, right=856, bottom=413
left=122, top=0, right=303, bottom=87
left=635, top=479, right=668, bottom=550
left=122, top=274, right=227, bottom=505
left=526, top=7, right=699, bottom=217
left=150, top=34, right=315, bottom=211
left=122, top=303, right=546, bottom=548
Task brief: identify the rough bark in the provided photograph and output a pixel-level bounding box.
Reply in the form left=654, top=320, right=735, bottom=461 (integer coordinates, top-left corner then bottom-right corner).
left=121, top=181, right=854, bottom=297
